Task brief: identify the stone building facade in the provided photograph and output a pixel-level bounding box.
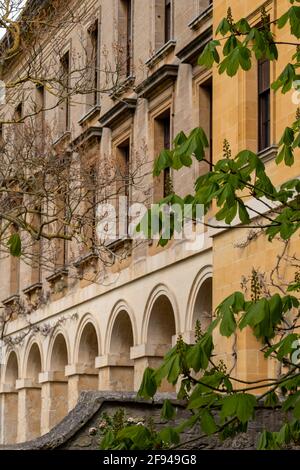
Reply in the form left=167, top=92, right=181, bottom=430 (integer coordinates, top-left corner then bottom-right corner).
left=0, top=0, right=298, bottom=445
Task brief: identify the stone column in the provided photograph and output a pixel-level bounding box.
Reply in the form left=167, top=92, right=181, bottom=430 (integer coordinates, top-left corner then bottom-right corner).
left=16, top=378, right=41, bottom=443
left=0, top=384, right=18, bottom=444
left=131, top=343, right=175, bottom=392
left=65, top=364, right=98, bottom=411
left=39, top=371, right=68, bottom=436
left=96, top=354, right=134, bottom=391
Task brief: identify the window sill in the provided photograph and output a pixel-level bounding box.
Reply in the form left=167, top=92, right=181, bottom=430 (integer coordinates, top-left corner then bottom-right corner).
left=78, top=105, right=101, bottom=127
left=2, top=294, right=21, bottom=319
left=258, top=144, right=278, bottom=164
left=23, top=282, right=42, bottom=297
left=109, top=75, right=135, bottom=99
left=46, top=268, right=68, bottom=285
left=53, top=130, right=71, bottom=148
left=74, top=251, right=98, bottom=279
left=188, top=4, right=213, bottom=30
left=46, top=268, right=69, bottom=296
left=145, top=40, right=176, bottom=69
left=2, top=293, right=20, bottom=307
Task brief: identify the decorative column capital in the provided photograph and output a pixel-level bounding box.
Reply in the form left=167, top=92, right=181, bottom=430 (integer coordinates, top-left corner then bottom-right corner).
left=65, top=364, right=98, bottom=376
left=95, top=354, right=134, bottom=369
left=38, top=371, right=68, bottom=383
left=16, top=378, right=41, bottom=390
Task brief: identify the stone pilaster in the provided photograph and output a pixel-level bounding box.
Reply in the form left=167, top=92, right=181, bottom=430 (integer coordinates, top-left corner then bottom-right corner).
left=39, top=371, right=68, bottom=436
left=96, top=354, right=134, bottom=391
left=130, top=343, right=175, bottom=392
left=16, top=378, right=41, bottom=443
left=65, top=364, right=98, bottom=411
left=0, top=384, right=18, bottom=444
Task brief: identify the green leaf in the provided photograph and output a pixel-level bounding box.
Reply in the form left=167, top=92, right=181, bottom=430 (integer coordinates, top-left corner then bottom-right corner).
left=272, top=63, right=296, bottom=94
left=117, top=425, right=151, bottom=448
left=153, top=149, right=173, bottom=176
left=269, top=294, right=283, bottom=325
left=257, top=430, right=279, bottom=450
left=100, top=430, right=115, bottom=450
left=7, top=233, right=21, bottom=257
left=220, top=393, right=256, bottom=423
left=220, top=309, right=236, bottom=337
left=277, top=10, right=290, bottom=29
left=137, top=367, right=157, bottom=399
left=158, top=427, right=180, bottom=445
left=235, top=18, right=251, bottom=34
left=161, top=399, right=176, bottom=421
left=282, top=392, right=300, bottom=412
left=264, top=392, right=279, bottom=408
left=216, top=292, right=245, bottom=337
left=279, top=127, right=295, bottom=146
left=239, top=298, right=269, bottom=330
left=198, top=40, right=221, bottom=68
left=238, top=200, right=250, bottom=224
left=216, top=18, right=232, bottom=36
left=293, top=400, right=300, bottom=419
left=276, top=423, right=291, bottom=446
left=187, top=391, right=218, bottom=410
left=166, top=355, right=181, bottom=385
left=238, top=46, right=252, bottom=71
left=186, top=333, right=213, bottom=372
left=200, top=410, right=218, bottom=435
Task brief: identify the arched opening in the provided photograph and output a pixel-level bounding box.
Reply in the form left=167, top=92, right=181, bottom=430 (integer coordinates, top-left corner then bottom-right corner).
left=2, top=351, right=19, bottom=444
left=110, top=310, right=133, bottom=359
left=50, top=333, right=68, bottom=372
left=192, top=277, right=213, bottom=333
left=5, top=351, right=18, bottom=387
left=147, top=295, right=176, bottom=356
left=27, top=343, right=42, bottom=382
left=106, top=310, right=134, bottom=391
left=78, top=323, right=99, bottom=368
left=22, top=343, right=42, bottom=440
left=143, top=294, right=176, bottom=392
left=47, top=333, right=69, bottom=429
left=70, top=322, right=99, bottom=405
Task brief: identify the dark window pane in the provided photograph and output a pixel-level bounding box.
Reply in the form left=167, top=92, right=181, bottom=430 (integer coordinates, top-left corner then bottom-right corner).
left=258, top=59, right=270, bottom=152
left=163, top=114, right=171, bottom=197
left=126, top=0, right=132, bottom=76
left=165, top=0, right=171, bottom=43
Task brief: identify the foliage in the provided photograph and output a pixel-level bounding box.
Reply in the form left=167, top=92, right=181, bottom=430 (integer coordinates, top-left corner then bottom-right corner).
left=99, top=408, right=178, bottom=450
left=121, top=1, right=300, bottom=450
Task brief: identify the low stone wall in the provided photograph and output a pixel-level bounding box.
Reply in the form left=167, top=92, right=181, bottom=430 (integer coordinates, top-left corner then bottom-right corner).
left=0, top=391, right=291, bottom=450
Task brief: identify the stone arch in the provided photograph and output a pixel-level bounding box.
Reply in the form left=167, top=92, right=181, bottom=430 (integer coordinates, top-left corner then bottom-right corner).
left=186, top=266, right=213, bottom=333
left=192, top=277, right=213, bottom=331
left=146, top=294, right=176, bottom=355
left=139, top=286, right=178, bottom=393
left=99, top=302, right=135, bottom=391
left=26, top=342, right=42, bottom=382
left=106, top=300, right=137, bottom=353
left=69, top=316, right=101, bottom=407
left=75, top=315, right=101, bottom=367
left=46, top=331, right=69, bottom=430
left=22, top=335, right=44, bottom=378
left=109, top=310, right=134, bottom=358
left=143, top=285, right=178, bottom=351
left=48, top=331, right=69, bottom=372
left=22, top=342, right=43, bottom=440
left=2, top=350, right=19, bottom=444
left=4, top=350, right=19, bottom=387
